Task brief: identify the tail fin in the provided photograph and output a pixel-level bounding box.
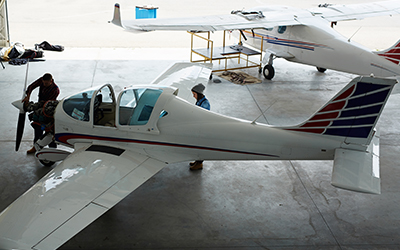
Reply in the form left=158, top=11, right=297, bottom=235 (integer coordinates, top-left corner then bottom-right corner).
left=375, top=39, right=400, bottom=65
left=286, top=76, right=397, bottom=146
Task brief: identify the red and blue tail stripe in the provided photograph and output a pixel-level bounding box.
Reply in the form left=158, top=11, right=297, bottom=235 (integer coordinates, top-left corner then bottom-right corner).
left=285, top=76, right=396, bottom=141
left=376, top=39, right=400, bottom=65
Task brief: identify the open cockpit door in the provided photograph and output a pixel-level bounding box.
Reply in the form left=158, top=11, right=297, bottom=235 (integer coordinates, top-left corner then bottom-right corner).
left=92, top=84, right=117, bottom=127
left=56, top=84, right=117, bottom=146
left=60, top=84, right=116, bottom=126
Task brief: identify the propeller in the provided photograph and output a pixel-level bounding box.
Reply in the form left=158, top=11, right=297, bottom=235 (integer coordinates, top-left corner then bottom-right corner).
left=12, top=60, right=29, bottom=151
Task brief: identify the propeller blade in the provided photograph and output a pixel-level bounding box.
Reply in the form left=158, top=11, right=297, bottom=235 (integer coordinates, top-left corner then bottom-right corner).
left=15, top=112, right=26, bottom=151
left=14, top=60, right=30, bottom=151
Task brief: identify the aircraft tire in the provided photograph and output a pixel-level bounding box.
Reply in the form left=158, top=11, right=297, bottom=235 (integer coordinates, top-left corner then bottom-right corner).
left=263, top=65, right=275, bottom=80
left=317, top=67, right=327, bottom=73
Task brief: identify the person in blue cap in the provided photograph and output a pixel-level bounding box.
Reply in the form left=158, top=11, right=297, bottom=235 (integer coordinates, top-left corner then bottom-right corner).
left=189, top=83, right=210, bottom=170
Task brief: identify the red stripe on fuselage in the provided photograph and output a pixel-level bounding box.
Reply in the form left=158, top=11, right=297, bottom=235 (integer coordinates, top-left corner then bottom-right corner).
left=55, top=133, right=279, bottom=158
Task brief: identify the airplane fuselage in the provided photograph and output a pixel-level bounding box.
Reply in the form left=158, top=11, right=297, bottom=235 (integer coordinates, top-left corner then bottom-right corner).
left=240, top=18, right=400, bottom=77
left=54, top=85, right=350, bottom=165
left=111, top=2, right=400, bottom=79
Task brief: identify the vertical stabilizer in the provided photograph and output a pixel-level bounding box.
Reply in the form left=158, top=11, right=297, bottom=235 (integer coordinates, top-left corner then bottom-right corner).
left=375, top=39, right=400, bottom=65
left=285, top=76, right=397, bottom=147
left=284, top=76, right=396, bottom=194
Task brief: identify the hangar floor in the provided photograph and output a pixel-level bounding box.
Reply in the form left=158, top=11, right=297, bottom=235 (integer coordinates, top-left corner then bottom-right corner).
left=1, top=48, right=400, bottom=249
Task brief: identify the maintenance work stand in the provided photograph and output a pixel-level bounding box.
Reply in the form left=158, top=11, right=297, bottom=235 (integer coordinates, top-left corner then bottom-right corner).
left=189, top=30, right=263, bottom=73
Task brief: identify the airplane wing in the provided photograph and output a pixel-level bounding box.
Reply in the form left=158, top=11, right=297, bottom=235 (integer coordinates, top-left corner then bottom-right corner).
left=0, top=144, right=165, bottom=250
left=111, top=3, right=301, bottom=32
left=308, top=0, right=400, bottom=22
left=112, top=1, right=400, bottom=32
left=151, top=62, right=212, bottom=102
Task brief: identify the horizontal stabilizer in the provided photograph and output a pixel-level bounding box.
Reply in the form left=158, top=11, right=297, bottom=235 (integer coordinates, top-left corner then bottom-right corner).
left=331, top=132, right=380, bottom=194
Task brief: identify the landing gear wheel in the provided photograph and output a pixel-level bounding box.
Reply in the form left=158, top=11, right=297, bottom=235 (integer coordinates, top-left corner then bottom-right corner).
left=39, top=159, right=55, bottom=167
left=317, top=67, right=327, bottom=73
left=263, top=65, right=275, bottom=80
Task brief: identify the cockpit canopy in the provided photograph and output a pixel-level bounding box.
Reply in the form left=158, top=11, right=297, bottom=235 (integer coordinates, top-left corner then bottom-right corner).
left=61, top=84, right=173, bottom=134
left=118, top=88, right=163, bottom=126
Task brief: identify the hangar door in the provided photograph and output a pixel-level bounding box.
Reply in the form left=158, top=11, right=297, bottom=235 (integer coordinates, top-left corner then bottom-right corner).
left=0, top=0, right=9, bottom=47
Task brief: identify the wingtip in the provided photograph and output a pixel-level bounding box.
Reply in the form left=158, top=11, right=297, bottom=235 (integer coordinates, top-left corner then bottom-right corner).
left=111, top=3, right=123, bottom=27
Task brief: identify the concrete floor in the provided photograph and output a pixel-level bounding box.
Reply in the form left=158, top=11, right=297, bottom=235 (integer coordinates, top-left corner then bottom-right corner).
left=2, top=0, right=400, bottom=249
left=1, top=49, right=400, bottom=249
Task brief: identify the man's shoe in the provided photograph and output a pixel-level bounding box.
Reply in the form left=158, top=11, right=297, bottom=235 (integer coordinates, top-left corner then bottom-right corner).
left=189, top=162, right=196, bottom=166
left=27, top=147, right=36, bottom=154
left=190, top=162, right=203, bottom=170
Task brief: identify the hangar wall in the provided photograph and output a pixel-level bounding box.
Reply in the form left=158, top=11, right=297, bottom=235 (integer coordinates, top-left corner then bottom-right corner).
left=0, top=0, right=9, bottom=47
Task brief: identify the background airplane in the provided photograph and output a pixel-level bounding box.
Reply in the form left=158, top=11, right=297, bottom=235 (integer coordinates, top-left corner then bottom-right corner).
left=0, top=62, right=397, bottom=249
left=111, top=1, right=400, bottom=79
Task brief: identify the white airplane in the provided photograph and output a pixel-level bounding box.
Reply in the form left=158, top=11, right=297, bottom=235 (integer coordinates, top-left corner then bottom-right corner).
left=111, top=1, right=400, bottom=79
left=0, top=62, right=397, bottom=249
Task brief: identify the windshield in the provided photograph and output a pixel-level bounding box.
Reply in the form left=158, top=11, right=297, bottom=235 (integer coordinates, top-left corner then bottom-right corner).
left=119, top=88, right=163, bottom=126
left=63, top=90, right=95, bottom=121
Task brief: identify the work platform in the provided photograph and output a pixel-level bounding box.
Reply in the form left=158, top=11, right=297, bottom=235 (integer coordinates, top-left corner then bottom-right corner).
left=189, top=31, right=263, bottom=73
